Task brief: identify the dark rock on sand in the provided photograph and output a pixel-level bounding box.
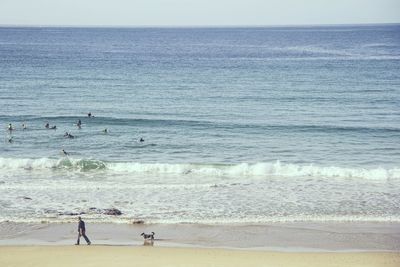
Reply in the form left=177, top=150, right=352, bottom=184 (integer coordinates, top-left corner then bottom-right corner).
left=103, top=208, right=122, bottom=216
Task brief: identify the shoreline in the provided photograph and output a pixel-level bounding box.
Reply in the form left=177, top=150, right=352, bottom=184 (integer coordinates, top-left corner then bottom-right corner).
left=1, top=221, right=399, bottom=252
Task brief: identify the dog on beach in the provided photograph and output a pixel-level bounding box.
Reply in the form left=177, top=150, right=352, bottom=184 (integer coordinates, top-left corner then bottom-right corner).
left=141, top=232, right=155, bottom=240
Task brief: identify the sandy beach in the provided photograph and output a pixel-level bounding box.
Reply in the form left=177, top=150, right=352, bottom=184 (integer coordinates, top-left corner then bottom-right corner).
left=0, top=222, right=399, bottom=266
left=0, top=246, right=399, bottom=267
left=1, top=222, right=400, bottom=250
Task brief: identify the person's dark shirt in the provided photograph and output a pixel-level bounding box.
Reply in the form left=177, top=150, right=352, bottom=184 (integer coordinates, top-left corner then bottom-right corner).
left=78, top=220, right=86, bottom=231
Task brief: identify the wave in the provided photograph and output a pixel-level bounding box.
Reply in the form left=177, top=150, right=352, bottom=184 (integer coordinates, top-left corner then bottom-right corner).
left=361, top=43, right=399, bottom=49
left=2, top=115, right=400, bottom=134
left=2, top=214, right=400, bottom=224
left=268, top=45, right=400, bottom=61
left=0, top=157, right=106, bottom=171
left=0, top=115, right=213, bottom=129
left=0, top=157, right=399, bottom=179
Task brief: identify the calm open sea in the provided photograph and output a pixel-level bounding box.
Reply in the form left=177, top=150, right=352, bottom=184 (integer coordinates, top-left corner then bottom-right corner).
left=0, top=25, right=399, bottom=223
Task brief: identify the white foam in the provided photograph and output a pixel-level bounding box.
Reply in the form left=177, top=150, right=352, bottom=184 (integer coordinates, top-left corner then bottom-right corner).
left=0, top=157, right=399, bottom=180
left=107, top=161, right=400, bottom=180
left=0, top=157, right=58, bottom=170
left=2, top=215, right=400, bottom=225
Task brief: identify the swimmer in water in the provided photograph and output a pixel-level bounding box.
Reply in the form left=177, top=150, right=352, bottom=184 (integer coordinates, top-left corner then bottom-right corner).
left=103, top=128, right=108, bottom=133
left=87, top=112, right=92, bottom=118
left=64, top=132, right=74, bottom=139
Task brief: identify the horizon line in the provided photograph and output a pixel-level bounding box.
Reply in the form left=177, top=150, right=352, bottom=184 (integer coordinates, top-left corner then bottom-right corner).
left=0, top=22, right=399, bottom=29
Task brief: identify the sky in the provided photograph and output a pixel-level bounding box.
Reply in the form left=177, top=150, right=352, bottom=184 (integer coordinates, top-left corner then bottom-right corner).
left=0, top=0, right=399, bottom=26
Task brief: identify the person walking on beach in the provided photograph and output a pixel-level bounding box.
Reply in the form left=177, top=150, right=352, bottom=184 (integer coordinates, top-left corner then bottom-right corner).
left=75, top=216, right=91, bottom=245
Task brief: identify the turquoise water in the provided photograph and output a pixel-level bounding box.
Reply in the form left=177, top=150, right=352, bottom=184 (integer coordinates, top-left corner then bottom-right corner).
left=0, top=25, right=399, bottom=223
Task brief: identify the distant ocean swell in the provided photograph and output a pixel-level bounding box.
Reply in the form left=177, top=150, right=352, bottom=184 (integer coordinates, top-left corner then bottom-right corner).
left=2, top=115, right=400, bottom=134
left=0, top=157, right=399, bottom=180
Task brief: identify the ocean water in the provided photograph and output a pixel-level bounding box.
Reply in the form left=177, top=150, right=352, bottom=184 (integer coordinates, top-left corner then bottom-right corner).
left=0, top=25, right=399, bottom=224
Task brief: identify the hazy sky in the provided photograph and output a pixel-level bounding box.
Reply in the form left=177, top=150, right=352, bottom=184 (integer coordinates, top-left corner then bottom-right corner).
left=0, top=0, right=399, bottom=26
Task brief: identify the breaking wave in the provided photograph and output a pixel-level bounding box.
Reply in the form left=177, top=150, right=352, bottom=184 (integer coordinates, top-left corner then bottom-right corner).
left=0, top=157, right=399, bottom=179
left=0, top=157, right=106, bottom=171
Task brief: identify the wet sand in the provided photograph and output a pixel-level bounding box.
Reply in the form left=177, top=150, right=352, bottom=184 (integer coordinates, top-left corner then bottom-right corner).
left=1, top=222, right=399, bottom=266
left=0, top=221, right=399, bottom=251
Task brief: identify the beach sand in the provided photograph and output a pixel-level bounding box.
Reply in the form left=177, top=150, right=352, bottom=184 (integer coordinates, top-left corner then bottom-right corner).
left=1, top=222, right=400, bottom=251
left=0, top=246, right=399, bottom=267
left=1, top=222, right=399, bottom=266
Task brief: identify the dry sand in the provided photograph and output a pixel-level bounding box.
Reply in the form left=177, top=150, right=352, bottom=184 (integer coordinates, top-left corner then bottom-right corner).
left=0, top=246, right=399, bottom=267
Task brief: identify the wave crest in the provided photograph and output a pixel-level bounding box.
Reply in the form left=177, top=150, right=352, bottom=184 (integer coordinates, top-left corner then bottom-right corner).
left=0, top=157, right=398, bottom=179
left=0, top=157, right=106, bottom=172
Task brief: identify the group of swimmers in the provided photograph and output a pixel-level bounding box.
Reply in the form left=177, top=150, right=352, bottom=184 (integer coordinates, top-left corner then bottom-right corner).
left=5, top=113, right=94, bottom=144
left=5, top=112, right=146, bottom=151
left=6, top=123, right=19, bottom=142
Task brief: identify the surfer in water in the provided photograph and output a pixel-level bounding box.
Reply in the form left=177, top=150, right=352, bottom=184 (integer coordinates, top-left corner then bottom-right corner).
left=7, top=123, right=14, bottom=131
left=140, top=138, right=145, bottom=143
left=64, top=132, right=74, bottom=139
left=103, top=128, right=108, bottom=133
left=62, top=149, right=69, bottom=156
left=77, top=119, right=82, bottom=129
left=46, top=123, right=56, bottom=129
left=87, top=112, right=92, bottom=118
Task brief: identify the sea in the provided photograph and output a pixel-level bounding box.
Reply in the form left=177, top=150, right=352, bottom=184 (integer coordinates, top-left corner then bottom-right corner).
left=0, top=25, right=399, bottom=224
